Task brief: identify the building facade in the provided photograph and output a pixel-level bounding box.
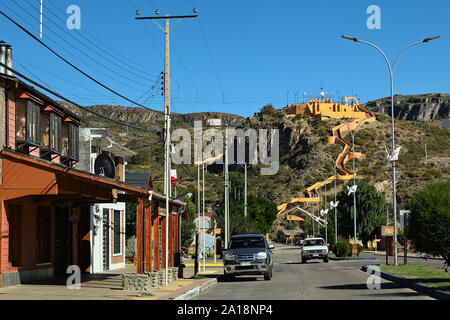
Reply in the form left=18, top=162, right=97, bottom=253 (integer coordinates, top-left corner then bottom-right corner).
left=77, top=128, right=136, bottom=273
left=0, top=73, right=149, bottom=287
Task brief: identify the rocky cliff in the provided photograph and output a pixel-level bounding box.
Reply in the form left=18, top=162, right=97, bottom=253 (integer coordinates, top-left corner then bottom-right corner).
left=364, top=93, right=450, bottom=121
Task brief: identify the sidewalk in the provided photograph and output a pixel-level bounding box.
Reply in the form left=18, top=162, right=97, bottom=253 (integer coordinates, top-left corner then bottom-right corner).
left=0, top=260, right=224, bottom=300
left=134, top=257, right=223, bottom=300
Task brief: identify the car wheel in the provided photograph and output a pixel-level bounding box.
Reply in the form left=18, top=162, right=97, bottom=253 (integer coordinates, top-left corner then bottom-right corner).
left=323, top=257, right=329, bottom=263
left=264, top=268, right=272, bottom=281
left=224, top=273, right=234, bottom=282
left=302, top=257, right=307, bottom=263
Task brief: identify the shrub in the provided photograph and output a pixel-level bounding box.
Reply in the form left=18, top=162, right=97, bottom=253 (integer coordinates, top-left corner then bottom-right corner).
left=335, top=241, right=352, bottom=257
left=408, top=181, right=450, bottom=268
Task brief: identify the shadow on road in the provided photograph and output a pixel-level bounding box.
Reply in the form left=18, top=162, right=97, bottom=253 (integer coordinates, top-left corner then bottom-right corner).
left=319, top=282, right=409, bottom=291
left=217, top=275, right=266, bottom=283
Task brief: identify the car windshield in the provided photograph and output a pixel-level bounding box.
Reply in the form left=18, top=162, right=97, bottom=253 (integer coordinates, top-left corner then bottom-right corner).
left=304, top=239, right=325, bottom=247
left=229, top=237, right=266, bottom=249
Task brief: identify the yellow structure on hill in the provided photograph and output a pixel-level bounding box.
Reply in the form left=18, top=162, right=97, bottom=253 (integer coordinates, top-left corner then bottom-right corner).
left=276, top=96, right=376, bottom=222
left=286, top=97, right=369, bottom=121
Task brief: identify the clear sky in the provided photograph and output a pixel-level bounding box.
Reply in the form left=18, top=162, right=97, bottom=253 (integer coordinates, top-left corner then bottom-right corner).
left=0, top=0, right=448, bottom=118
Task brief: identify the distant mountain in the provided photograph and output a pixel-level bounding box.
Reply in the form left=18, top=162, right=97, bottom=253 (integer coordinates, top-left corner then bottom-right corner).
left=59, top=103, right=245, bottom=130
left=363, top=93, right=450, bottom=121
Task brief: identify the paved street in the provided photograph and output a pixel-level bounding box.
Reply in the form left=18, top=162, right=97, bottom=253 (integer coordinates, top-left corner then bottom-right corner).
left=193, top=243, right=434, bottom=300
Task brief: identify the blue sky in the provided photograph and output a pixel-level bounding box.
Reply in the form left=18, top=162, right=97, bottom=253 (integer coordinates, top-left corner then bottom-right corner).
left=0, top=0, right=448, bottom=118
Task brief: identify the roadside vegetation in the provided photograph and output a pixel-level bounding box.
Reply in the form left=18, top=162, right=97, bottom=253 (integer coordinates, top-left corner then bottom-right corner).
left=332, top=180, right=387, bottom=248
left=380, top=265, right=450, bottom=292
left=407, top=181, right=450, bottom=270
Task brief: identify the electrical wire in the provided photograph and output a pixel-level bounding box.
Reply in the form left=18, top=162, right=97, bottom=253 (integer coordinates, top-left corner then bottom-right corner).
left=0, top=3, right=150, bottom=94
left=14, top=56, right=113, bottom=99
left=26, top=0, right=160, bottom=81
left=0, top=8, right=161, bottom=112
left=46, top=0, right=160, bottom=76
left=0, top=61, right=161, bottom=134
left=10, top=0, right=157, bottom=88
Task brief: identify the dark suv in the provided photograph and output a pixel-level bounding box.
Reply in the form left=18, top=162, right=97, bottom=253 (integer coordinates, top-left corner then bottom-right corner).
left=223, top=233, right=274, bottom=281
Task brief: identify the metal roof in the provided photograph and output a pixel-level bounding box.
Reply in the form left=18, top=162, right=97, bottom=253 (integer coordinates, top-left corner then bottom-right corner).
left=125, top=172, right=152, bottom=189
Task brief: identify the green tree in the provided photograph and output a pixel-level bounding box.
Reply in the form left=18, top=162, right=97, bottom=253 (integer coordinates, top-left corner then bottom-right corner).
left=247, top=196, right=278, bottom=235
left=181, top=195, right=197, bottom=250
left=213, top=177, right=278, bottom=237
left=408, top=181, right=450, bottom=269
left=336, top=180, right=387, bottom=248
left=318, top=224, right=336, bottom=247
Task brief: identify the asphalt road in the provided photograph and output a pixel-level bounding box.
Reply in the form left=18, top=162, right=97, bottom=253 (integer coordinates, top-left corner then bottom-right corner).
left=193, top=243, right=434, bottom=300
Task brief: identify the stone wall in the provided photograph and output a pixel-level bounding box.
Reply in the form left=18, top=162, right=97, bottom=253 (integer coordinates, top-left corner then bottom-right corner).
left=122, top=267, right=178, bottom=291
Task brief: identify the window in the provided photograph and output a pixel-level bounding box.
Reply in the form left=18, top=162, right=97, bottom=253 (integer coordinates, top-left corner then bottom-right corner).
left=26, top=100, right=40, bottom=145
left=113, top=210, right=121, bottom=255
left=41, top=113, right=50, bottom=150
left=229, top=237, right=266, bottom=249
left=49, top=113, right=61, bottom=152
left=304, top=239, right=325, bottom=247
left=15, top=100, right=40, bottom=146
left=7, top=204, right=22, bottom=267
left=15, top=100, right=26, bottom=141
left=36, top=207, right=51, bottom=264
left=61, top=123, right=69, bottom=157
left=69, top=123, right=79, bottom=159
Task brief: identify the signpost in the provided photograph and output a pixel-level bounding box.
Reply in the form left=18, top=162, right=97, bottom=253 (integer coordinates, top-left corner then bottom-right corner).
left=213, top=220, right=221, bottom=264
left=400, top=210, right=410, bottom=264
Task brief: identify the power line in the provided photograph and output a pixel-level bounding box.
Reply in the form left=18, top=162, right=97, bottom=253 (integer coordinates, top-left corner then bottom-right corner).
left=30, top=0, right=160, bottom=80
left=0, top=61, right=161, bottom=134
left=10, top=1, right=158, bottom=88
left=0, top=8, right=160, bottom=112
left=14, top=56, right=113, bottom=99
left=46, top=0, right=160, bottom=76
left=0, top=2, right=150, bottom=94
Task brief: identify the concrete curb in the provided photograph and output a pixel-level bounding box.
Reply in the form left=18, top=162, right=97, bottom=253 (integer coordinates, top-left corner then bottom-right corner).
left=364, top=252, right=444, bottom=261
left=173, top=278, right=218, bottom=300
left=329, top=256, right=377, bottom=261
left=361, top=265, right=450, bottom=301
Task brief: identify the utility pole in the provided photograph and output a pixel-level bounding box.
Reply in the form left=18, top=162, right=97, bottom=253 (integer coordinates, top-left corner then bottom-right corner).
left=40, top=0, right=43, bottom=38
left=136, top=9, right=198, bottom=286
left=224, top=126, right=230, bottom=248
left=197, top=160, right=200, bottom=274
left=202, top=162, right=206, bottom=272
left=244, top=163, right=248, bottom=218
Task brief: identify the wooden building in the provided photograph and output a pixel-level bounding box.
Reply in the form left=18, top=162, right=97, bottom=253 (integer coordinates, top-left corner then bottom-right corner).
left=0, top=73, right=185, bottom=287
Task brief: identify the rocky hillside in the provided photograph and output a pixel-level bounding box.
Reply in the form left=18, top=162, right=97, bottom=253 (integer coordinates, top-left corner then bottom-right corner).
left=60, top=102, right=245, bottom=132
left=364, top=93, right=450, bottom=120
left=60, top=96, right=450, bottom=220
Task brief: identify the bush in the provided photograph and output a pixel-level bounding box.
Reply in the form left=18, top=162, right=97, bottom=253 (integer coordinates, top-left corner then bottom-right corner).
left=335, top=241, right=352, bottom=257
left=408, top=181, right=450, bottom=268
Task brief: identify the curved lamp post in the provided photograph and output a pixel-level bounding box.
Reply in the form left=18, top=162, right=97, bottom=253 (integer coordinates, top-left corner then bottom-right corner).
left=317, top=151, right=338, bottom=244
left=313, top=168, right=329, bottom=242
left=341, top=34, right=440, bottom=265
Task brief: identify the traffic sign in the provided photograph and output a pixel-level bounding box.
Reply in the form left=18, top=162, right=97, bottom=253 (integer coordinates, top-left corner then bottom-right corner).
left=400, top=210, right=410, bottom=227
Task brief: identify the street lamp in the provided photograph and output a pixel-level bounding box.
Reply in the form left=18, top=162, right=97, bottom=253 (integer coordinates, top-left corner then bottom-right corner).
left=313, top=168, right=328, bottom=242
left=317, top=151, right=338, bottom=244
left=341, top=34, right=440, bottom=265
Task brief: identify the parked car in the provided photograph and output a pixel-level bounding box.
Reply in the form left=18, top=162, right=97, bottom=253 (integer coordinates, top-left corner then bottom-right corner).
left=301, top=237, right=329, bottom=263
left=223, top=233, right=274, bottom=281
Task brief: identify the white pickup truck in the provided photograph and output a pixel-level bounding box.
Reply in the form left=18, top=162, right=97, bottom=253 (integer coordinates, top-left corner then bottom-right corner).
left=301, top=237, right=329, bottom=263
